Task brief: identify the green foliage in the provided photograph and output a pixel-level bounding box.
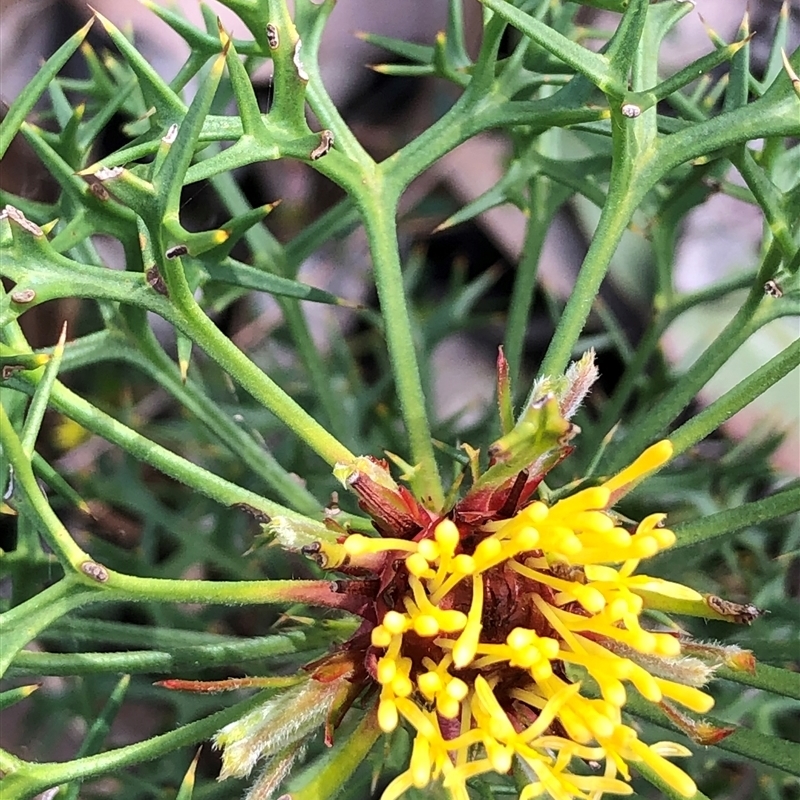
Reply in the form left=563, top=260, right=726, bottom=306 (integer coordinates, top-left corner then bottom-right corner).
left=0, top=0, right=798, bottom=798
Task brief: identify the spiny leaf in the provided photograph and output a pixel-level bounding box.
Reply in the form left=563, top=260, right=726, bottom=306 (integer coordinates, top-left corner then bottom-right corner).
left=219, top=23, right=265, bottom=137
left=20, top=322, right=67, bottom=457
left=478, top=0, right=619, bottom=95
left=202, top=257, right=361, bottom=307
left=140, top=0, right=260, bottom=57
left=58, top=675, right=132, bottom=800
left=93, top=9, right=186, bottom=125
left=175, top=749, right=201, bottom=800
left=155, top=48, right=227, bottom=217
left=0, top=19, right=93, bottom=160
left=355, top=31, right=434, bottom=64
left=0, top=683, right=40, bottom=711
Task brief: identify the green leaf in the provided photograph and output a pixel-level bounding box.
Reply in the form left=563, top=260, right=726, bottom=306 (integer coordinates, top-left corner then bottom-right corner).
left=220, top=25, right=265, bottom=137
left=717, top=662, right=800, bottom=702
left=0, top=19, right=93, bottom=160
left=478, top=0, right=619, bottom=94
left=0, top=683, right=40, bottom=711
left=671, top=484, right=800, bottom=550
left=355, top=31, right=434, bottom=64
left=475, top=395, right=573, bottom=490
left=57, top=675, right=131, bottom=800
left=287, top=708, right=382, bottom=800
left=202, top=257, right=360, bottom=306
left=154, top=48, right=227, bottom=219
left=20, top=324, right=66, bottom=457
left=31, top=452, right=90, bottom=514
left=175, top=750, right=201, bottom=800
left=93, top=11, right=186, bottom=127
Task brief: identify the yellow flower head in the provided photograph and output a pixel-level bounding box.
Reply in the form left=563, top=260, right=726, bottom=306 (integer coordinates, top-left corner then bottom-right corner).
left=214, top=356, right=752, bottom=800
left=347, top=440, right=707, bottom=800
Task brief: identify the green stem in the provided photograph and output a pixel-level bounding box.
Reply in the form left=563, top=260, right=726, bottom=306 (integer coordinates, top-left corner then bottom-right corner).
left=504, top=176, right=554, bottom=387
left=358, top=186, right=444, bottom=509
left=288, top=706, right=381, bottom=800
left=0, top=579, right=97, bottom=677
left=734, top=147, right=797, bottom=263
left=536, top=109, right=642, bottom=384
left=0, top=402, right=90, bottom=569
left=99, top=573, right=350, bottom=610
left=9, top=628, right=335, bottom=676
left=164, top=264, right=354, bottom=468
left=119, top=310, right=320, bottom=514
left=716, top=661, right=800, bottom=701
left=604, top=277, right=772, bottom=472
left=0, top=691, right=273, bottom=799
left=207, top=167, right=350, bottom=444
left=671, top=483, right=800, bottom=549
left=669, top=336, right=800, bottom=459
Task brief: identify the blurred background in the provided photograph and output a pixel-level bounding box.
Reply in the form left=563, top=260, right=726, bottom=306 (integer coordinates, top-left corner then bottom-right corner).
left=1, top=0, right=798, bottom=472
left=1, top=1, right=799, bottom=795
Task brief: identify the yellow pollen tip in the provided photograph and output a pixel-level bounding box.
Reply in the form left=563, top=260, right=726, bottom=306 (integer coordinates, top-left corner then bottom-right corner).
left=438, top=609, right=468, bottom=632
left=410, top=737, right=432, bottom=787
left=575, top=586, right=606, bottom=613
left=560, top=486, right=610, bottom=512
left=602, top=678, right=627, bottom=707
left=631, top=630, right=658, bottom=653
left=406, top=552, right=430, bottom=577
left=474, top=536, right=502, bottom=566
left=453, top=554, right=476, bottom=574
left=434, top=519, right=460, bottom=552
left=653, top=527, right=676, bottom=548
left=574, top=511, right=615, bottom=532
left=487, top=741, right=512, bottom=773
left=417, top=672, right=442, bottom=698
left=377, top=657, right=397, bottom=684
left=514, top=527, right=540, bottom=549
left=531, top=660, right=553, bottom=682
left=555, top=531, right=582, bottom=555
left=507, top=628, right=534, bottom=649
left=657, top=679, right=715, bottom=713
left=604, top=440, right=673, bottom=495
left=378, top=699, right=398, bottom=731
left=371, top=626, right=392, bottom=647
left=539, top=637, right=560, bottom=660
left=654, top=634, right=682, bottom=657
left=631, top=535, right=659, bottom=558
left=413, top=615, right=440, bottom=637
left=418, top=539, right=439, bottom=561
left=437, top=694, right=461, bottom=719
left=446, top=677, right=469, bottom=701
left=383, top=611, right=408, bottom=634
left=524, top=501, right=549, bottom=523
left=584, top=707, right=616, bottom=740
left=392, top=674, right=413, bottom=697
